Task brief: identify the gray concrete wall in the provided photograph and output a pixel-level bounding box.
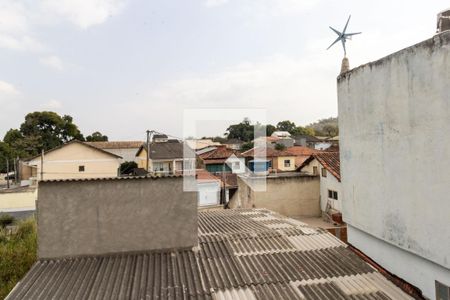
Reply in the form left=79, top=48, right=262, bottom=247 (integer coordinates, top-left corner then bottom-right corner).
left=38, top=177, right=197, bottom=258
left=230, top=174, right=320, bottom=217
left=338, top=31, right=450, bottom=299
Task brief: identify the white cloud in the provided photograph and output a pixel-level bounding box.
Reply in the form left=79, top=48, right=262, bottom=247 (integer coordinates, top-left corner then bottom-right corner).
left=41, top=99, right=63, bottom=109
left=0, top=0, right=128, bottom=52
left=0, top=1, right=45, bottom=51
left=39, top=55, right=64, bottom=71
left=41, top=0, right=127, bottom=29
left=0, top=80, right=19, bottom=95
left=0, top=81, right=20, bottom=119
left=111, top=53, right=338, bottom=137
left=204, top=0, right=319, bottom=17
left=204, top=0, right=228, bottom=7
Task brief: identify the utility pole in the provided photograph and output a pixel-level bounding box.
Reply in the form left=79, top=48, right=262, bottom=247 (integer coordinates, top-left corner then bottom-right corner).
left=146, top=130, right=150, bottom=173
left=6, top=158, right=10, bottom=189
left=13, top=157, right=17, bottom=184
left=40, top=149, right=44, bottom=181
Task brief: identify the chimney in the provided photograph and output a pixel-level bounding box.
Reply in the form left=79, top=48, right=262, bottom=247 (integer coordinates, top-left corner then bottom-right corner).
left=437, top=9, right=450, bottom=33
left=37, top=176, right=197, bottom=258
left=340, top=57, right=350, bottom=74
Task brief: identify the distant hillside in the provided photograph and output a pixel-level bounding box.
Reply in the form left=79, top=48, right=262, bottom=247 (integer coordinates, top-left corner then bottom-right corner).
left=307, top=117, right=338, bottom=137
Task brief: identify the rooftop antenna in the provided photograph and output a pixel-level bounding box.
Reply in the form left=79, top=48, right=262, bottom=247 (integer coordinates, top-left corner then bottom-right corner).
left=327, top=15, right=361, bottom=73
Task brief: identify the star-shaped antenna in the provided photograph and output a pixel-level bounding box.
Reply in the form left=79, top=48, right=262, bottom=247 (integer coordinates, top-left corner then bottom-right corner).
left=327, top=15, right=361, bottom=56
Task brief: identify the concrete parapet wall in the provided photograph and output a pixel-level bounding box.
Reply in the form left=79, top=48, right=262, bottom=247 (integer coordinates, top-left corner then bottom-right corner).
left=38, top=177, right=197, bottom=258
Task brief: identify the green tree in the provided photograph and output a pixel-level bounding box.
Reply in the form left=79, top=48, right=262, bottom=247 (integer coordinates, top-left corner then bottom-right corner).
left=274, top=143, right=286, bottom=151
left=292, top=126, right=315, bottom=136
left=322, top=124, right=338, bottom=137
left=2, top=129, right=31, bottom=159
left=0, top=142, right=13, bottom=173
left=276, top=120, right=297, bottom=133
left=306, top=117, right=338, bottom=136
left=6, top=111, right=84, bottom=157
left=266, top=124, right=276, bottom=136
left=240, top=141, right=254, bottom=152
left=86, top=131, right=108, bottom=142
left=225, top=118, right=254, bottom=142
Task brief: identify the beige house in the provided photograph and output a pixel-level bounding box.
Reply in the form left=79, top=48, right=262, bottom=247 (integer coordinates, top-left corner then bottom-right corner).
left=242, top=147, right=297, bottom=173
left=22, top=140, right=121, bottom=182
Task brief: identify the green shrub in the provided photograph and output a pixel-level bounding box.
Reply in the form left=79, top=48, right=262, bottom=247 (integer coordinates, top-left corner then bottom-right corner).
left=0, top=214, right=15, bottom=229
left=0, top=218, right=37, bottom=299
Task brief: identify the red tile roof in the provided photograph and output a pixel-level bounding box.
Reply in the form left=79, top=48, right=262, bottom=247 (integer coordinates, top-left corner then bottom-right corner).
left=199, top=146, right=242, bottom=160
left=196, top=169, right=220, bottom=183
left=314, top=152, right=341, bottom=181
left=242, top=147, right=295, bottom=158
left=286, top=146, right=318, bottom=156
left=286, top=146, right=320, bottom=168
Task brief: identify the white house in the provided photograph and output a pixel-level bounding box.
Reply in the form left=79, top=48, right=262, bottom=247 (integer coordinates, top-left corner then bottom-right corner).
left=338, top=28, right=450, bottom=299
left=299, top=152, right=342, bottom=214
left=196, top=169, right=221, bottom=207
left=271, top=131, right=291, bottom=138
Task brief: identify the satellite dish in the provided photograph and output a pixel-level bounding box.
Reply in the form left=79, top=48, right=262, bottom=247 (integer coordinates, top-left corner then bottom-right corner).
left=327, top=15, right=361, bottom=55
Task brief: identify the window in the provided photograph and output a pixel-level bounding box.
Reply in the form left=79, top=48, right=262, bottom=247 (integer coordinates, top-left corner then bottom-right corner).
left=233, top=162, right=240, bottom=170
left=79, top=165, right=85, bottom=172
left=328, top=189, right=338, bottom=200
left=313, top=166, right=318, bottom=175
left=321, top=168, right=327, bottom=177
left=284, top=159, right=291, bottom=167
left=436, top=281, right=450, bottom=300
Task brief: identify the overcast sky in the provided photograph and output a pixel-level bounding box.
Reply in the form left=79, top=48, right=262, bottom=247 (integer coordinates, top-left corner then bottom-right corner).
left=0, top=0, right=448, bottom=140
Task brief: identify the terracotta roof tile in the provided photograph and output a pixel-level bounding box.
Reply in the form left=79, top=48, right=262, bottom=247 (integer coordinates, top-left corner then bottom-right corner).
left=314, top=152, right=341, bottom=181
left=199, top=146, right=242, bottom=160
left=242, top=147, right=295, bottom=158
left=196, top=169, right=221, bottom=183
left=286, top=146, right=318, bottom=156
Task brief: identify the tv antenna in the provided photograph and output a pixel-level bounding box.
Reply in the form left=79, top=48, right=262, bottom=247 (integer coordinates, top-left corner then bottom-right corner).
left=327, top=15, right=361, bottom=56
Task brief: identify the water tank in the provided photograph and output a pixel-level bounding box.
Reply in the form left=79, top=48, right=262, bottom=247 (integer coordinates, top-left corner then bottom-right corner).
left=437, top=9, right=450, bottom=33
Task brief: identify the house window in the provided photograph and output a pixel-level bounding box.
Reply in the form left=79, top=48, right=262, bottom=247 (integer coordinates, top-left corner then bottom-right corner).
left=321, top=168, right=327, bottom=177
left=284, top=159, right=291, bottom=167
left=436, top=281, right=450, bottom=300
left=313, top=166, right=318, bottom=175
left=233, top=162, right=240, bottom=170
left=184, top=160, right=195, bottom=170
left=79, top=165, right=85, bottom=172
left=328, top=190, right=338, bottom=200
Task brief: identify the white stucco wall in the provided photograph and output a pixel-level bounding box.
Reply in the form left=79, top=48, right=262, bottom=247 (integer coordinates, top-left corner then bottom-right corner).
left=226, top=157, right=246, bottom=174
left=197, top=181, right=220, bottom=206
left=338, top=32, right=450, bottom=298
left=301, top=158, right=342, bottom=212
left=320, top=171, right=342, bottom=212
left=0, top=187, right=37, bottom=212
